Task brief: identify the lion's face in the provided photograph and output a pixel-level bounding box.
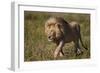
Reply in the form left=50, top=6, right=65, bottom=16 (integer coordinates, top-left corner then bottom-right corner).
left=45, top=19, right=62, bottom=42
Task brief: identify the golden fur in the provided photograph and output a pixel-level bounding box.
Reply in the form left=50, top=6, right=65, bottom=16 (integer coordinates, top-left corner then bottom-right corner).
left=45, top=17, right=87, bottom=58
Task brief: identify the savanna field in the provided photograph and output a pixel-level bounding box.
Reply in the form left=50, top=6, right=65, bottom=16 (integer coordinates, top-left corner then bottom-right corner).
left=24, top=11, right=90, bottom=61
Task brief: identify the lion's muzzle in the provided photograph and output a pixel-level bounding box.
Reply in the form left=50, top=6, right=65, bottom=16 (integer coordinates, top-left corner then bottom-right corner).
left=47, top=35, right=55, bottom=42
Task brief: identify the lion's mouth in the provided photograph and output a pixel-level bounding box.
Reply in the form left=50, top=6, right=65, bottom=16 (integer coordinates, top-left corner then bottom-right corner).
left=48, top=36, right=54, bottom=42
left=48, top=39, right=53, bottom=42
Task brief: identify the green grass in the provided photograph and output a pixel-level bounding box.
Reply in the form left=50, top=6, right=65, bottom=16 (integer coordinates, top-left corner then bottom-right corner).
left=24, top=11, right=90, bottom=61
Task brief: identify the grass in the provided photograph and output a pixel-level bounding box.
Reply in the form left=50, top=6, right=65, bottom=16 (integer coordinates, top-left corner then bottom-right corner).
left=24, top=11, right=90, bottom=61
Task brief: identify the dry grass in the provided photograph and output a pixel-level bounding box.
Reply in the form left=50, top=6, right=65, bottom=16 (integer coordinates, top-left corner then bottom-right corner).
left=24, top=11, right=90, bottom=61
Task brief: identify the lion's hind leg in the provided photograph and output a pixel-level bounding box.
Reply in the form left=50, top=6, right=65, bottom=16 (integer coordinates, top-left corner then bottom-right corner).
left=74, top=40, right=83, bottom=56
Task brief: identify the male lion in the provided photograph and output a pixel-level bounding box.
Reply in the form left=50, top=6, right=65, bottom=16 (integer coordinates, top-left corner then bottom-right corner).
left=45, top=16, right=88, bottom=59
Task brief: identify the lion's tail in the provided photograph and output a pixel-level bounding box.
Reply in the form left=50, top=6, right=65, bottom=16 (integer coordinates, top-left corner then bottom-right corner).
left=79, top=34, right=88, bottom=50
left=78, top=25, right=88, bottom=50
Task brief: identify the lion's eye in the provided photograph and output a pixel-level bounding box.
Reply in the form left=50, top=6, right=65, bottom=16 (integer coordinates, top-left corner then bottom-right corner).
left=47, top=24, right=52, bottom=28
left=48, top=24, right=51, bottom=26
left=55, top=23, right=61, bottom=28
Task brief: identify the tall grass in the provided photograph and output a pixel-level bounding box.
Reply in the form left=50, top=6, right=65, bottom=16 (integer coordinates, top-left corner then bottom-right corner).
left=24, top=11, right=90, bottom=61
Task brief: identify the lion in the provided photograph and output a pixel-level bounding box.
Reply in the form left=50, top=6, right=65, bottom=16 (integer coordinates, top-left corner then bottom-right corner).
left=45, top=16, right=88, bottom=59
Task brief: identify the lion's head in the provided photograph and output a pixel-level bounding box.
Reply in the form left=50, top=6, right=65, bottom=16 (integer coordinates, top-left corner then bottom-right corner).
left=45, top=17, right=68, bottom=42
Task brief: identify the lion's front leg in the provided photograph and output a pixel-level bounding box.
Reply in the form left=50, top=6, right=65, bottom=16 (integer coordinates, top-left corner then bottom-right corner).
left=59, top=48, right=64, bottom=57
left=54, top=40, right=64, bottom=59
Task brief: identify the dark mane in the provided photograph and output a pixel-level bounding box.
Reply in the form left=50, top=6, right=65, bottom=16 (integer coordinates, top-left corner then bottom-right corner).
left=55, top=17, right=69, bottom=24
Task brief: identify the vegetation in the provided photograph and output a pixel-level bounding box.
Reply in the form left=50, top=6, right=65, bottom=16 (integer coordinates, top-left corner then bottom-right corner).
left=24, top=11, right=90, bottom=61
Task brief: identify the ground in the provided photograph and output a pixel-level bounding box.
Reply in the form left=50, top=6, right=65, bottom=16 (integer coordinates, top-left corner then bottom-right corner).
left=24, top=11, right=90, bottom=61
